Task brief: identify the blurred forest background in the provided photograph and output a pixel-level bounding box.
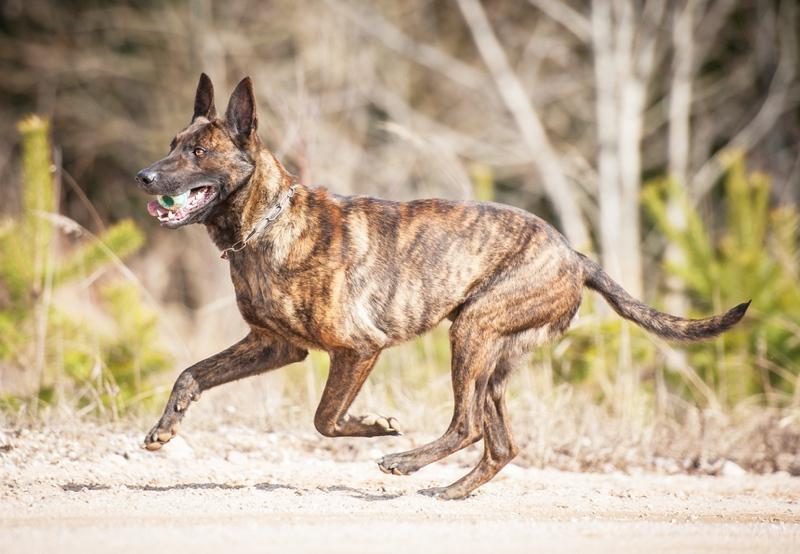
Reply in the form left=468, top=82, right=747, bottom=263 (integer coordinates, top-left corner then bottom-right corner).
left=0, top=0, right=799, bottom=473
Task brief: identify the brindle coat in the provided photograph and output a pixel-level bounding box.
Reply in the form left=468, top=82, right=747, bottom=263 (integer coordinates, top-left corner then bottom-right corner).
left=136, top=74, right=749, bottom=499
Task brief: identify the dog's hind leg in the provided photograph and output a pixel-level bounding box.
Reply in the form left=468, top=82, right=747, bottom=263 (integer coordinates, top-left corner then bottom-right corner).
left=313, top=349, right=402, bottom=437
left=419, top=351, right=521, bottom=499
left=377, top=318, right=494, bottom=476
left=143, top=331, right=307, bottom=450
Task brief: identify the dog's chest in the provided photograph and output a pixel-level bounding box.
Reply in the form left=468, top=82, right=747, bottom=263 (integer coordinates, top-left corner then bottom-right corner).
left=227, top=253, right=392, bottom=351
left=227, top=255, right=329, bottom=347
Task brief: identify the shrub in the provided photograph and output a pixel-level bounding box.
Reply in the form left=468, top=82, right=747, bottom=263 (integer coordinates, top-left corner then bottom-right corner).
left=0, top=116, right=171, bottom=416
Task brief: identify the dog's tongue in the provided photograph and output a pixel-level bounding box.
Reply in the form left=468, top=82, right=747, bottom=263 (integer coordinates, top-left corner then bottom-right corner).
left=147, top=200, right=161, bottom=217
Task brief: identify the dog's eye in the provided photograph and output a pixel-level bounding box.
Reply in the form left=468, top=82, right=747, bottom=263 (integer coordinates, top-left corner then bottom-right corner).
left=193, top=147, right=207, bottom=157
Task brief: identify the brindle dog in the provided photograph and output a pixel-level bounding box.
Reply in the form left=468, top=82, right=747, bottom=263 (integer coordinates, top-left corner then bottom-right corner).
left=136, top=74, right=749, bottom=499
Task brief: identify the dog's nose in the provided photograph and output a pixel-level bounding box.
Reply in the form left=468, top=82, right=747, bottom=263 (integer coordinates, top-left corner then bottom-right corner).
left=136, top=169, right=157, bottom=185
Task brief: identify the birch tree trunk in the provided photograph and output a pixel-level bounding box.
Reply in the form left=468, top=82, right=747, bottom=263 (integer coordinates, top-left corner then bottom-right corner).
left=591, top=0, right=659, bottom=300
left=614, top=0, right=651, bottom=301
left=591, top=0, right=623, bottom=284
left=669, top=0, right=695, bottom=187
left=665, top=0, right=696, bottom=314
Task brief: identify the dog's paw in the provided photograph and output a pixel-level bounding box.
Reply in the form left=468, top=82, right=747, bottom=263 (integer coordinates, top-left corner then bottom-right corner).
left=417, top=485, right=471, bottom=500
left=143, top=373, right=199, bottom=451
left=358, top=413, right=402, bottom=436
left=377, top=453, right=418, bottom=476
left=142, top=420, right=180, bottom=451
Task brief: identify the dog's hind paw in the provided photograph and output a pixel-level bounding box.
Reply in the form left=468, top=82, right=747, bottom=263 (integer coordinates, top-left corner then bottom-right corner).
left=377, top=459, right=403, bottom=476
left=376, top=453, right=420, bottom=476
left=417, top=485, right=472, bottom=500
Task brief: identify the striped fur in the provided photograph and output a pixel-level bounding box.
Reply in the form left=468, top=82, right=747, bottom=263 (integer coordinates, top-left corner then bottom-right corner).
left=137, top=74, right=749, bottom=499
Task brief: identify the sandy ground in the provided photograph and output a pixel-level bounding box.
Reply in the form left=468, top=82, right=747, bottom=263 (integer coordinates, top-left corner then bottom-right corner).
left=1, top=424, right=799, bottom=553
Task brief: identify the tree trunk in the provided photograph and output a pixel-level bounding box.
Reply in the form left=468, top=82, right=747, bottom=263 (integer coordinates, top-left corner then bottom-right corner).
left=591, top=0, right=623, bottom=284
left=665, top=0, right=696, bottom=314
left=591, top=0, right=652, bottom=299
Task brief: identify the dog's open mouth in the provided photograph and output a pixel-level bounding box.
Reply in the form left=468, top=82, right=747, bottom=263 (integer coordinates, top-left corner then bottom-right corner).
left=146, top=186, right=215, bottom=225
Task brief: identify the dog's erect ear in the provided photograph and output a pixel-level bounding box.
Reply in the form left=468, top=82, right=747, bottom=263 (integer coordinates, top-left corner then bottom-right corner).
left=225, top=77, right=258, bottom=142
left=193, top=73, right=216, bottom=121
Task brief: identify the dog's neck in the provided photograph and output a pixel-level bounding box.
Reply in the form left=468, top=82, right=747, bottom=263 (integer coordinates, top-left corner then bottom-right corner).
left=204, top=148, right=298, bottom=253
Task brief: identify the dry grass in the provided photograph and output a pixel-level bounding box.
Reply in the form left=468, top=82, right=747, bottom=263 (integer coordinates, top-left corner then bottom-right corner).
left=5, top=292, right=800, bottom=479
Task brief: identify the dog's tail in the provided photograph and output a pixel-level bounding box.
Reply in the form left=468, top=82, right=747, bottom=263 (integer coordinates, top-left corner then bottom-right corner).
left=579, top=254, right=749, bottom=342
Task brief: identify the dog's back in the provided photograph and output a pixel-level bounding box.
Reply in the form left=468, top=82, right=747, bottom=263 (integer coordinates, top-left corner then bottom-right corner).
left=233, top=187, right=583, bottom=350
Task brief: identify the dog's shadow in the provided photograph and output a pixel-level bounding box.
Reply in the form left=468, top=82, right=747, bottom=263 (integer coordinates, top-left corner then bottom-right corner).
left=129, top=482, right=296, bottom=493
left=60, top=481, right=402, bottom=501
left=317, top=484, right=403, bottom=502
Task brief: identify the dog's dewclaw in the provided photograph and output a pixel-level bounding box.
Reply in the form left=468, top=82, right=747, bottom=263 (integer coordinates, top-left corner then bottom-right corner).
left=157, top=190, right=189, bottom=210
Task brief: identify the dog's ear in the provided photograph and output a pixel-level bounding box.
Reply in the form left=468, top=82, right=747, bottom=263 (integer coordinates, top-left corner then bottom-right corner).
left=192, top=73, right=217, bottom=121
left=225, top=76, right=258, bottom=142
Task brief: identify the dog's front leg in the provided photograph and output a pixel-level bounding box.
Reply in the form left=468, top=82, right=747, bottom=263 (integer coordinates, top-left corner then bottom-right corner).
left=143, top=332, right=307, bottom=450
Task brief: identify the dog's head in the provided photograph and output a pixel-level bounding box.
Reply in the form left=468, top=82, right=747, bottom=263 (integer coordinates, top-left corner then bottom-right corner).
left=136, top=74, right=260, bottom=228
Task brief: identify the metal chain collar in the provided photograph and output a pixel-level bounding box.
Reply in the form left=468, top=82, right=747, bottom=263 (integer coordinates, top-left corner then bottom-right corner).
left=220, top=185, right=297, bottom=260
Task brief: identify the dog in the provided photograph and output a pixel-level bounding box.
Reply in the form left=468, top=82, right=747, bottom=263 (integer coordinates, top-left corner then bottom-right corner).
left=135, top=74, right=749, bottom=499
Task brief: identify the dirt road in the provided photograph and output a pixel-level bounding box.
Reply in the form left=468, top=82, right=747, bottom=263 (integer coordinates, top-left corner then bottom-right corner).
left=1, top=424, right=799, bottom=553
